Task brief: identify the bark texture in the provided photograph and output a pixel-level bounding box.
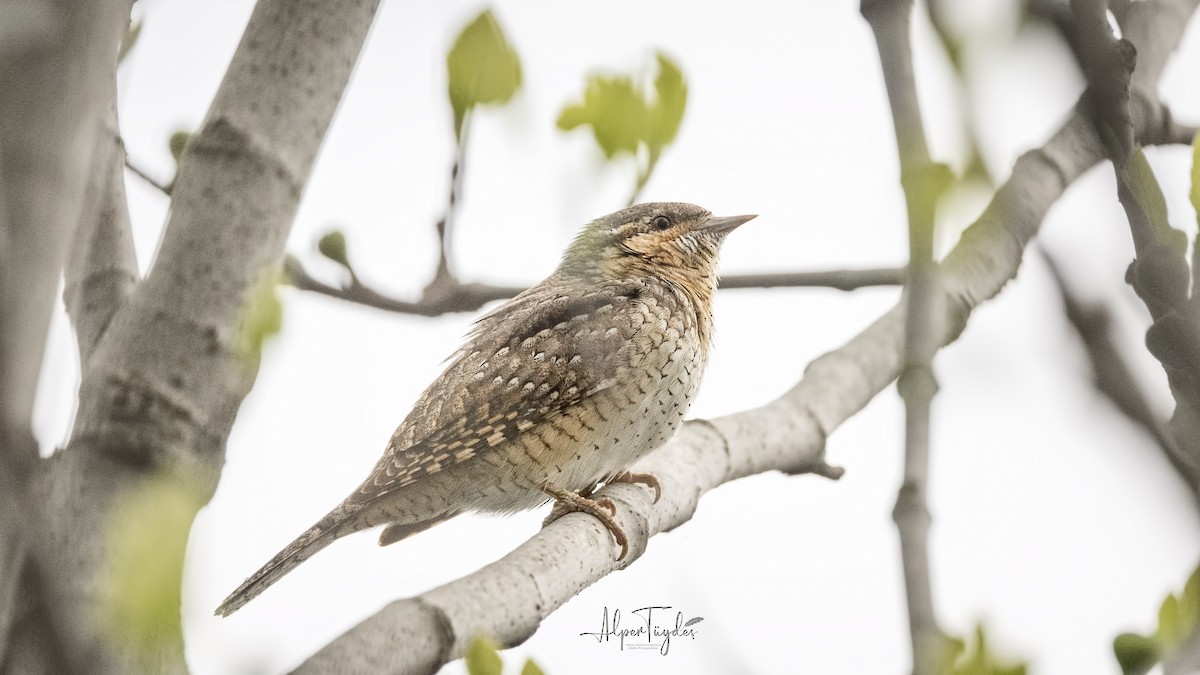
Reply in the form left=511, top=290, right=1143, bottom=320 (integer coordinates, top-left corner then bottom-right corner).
left=2, top=0, right=382, bottom=672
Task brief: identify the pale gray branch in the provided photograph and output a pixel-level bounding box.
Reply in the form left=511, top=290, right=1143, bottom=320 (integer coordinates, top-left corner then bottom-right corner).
left=1074, top=1, right=1200, bottom=667
left=65, top=95, right=139, bottom=364
left=1072, top=0, right=1200, bottom=496
left=861, top=0, right=948, bottom=670
left=27, top=0, right=383, bottom=672
left=0, top=0, right=136, bottom=671
left=0, top=0, right=131, bottom=487
left=298, top=9, right=1195, bottom=666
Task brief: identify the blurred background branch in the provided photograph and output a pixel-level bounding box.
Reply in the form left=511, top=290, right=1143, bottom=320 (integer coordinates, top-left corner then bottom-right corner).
left=285, top=254, right=906, bottom=317
left=1040, top=247, right=1199, bottom=492
left=861, top=0, right=954, bottom=671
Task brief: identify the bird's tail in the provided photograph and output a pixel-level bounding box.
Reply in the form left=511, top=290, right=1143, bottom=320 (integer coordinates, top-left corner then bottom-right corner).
left=214, top=504, right=360, bottom=617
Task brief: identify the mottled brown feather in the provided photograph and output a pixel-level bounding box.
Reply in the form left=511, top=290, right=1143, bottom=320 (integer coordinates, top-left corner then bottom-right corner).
left=214, top=202, right=751, bottom=617
left=347, top=278, right=648, bottom=504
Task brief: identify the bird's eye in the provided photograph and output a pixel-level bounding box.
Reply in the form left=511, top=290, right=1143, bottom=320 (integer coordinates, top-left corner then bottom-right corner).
left=652, top=216, right=672, bottom=231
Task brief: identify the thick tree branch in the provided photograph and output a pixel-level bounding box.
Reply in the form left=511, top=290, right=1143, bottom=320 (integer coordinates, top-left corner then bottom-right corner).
left=65, top=97, right=139, bottom=364
left=25, top=0, right=383, bottom=672
left=0, top=0, right=135, bottom=672
left=287, top=258, right=907, bottom=317
left=0, top=0, right=131, bottom=492
left=298, top=7, right=1195, bottom=667
left=862, top=0, right=949, bottom=670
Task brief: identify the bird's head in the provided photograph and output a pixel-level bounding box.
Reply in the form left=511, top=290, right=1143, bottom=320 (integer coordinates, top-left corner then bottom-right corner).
left=559, top=203, right=755, bottom=292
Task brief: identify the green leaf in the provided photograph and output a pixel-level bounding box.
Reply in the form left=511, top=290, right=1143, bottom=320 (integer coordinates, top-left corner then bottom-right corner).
left=1114, top=633, right=1162, bottom=675
left=317, top=230, right=351, bottom=270
left=119, top=20, right=142, bottom=64
left=1190, top=131, right=1199, bottom=229
left=1180, top=565, right=1200, bottom=633
left=557, top=55, right=688, bottom=162
left=447, top=9, right=522, bottom=138
left=556, top=75, right=650, bottom=159
left=235, top=266, right=284, bottom=370
left=520, top=659, right=546, bottom=675
left=464, top=635, right=503, bottom=675
left=945, top=624, right=1027, bottom=675
left=168, top=130, right=192, bottom=165
left=1121, top=147, right=1186, bottom=253
left=102, top=476, right=204, bottom=658
left=1158, top=593, right=1185, bottom=651
left=648, top=52, right=687, bottom=148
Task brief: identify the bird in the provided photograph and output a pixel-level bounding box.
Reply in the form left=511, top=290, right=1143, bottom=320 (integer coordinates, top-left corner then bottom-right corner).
left=215, top=202, right=754, bottom=617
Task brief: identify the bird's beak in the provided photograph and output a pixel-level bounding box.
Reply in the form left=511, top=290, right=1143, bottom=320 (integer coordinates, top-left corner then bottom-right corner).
left=697, top=213, right=757, bottom=235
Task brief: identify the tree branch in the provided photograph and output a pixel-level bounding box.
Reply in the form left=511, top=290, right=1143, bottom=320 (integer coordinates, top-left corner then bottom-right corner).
left=65, top=96, right=139, bottom=364
left=627, top=146, right=660, bottom=207
left=1039, top=248, right=1200, bottom=491
left=0, top=0, right=132, bottom=493
left=432, top=113, right=470, bottom=288
left=298, top=6, right=1196, bottom=667
left=123, top=156, right=171, bottom=196
left=718, top=268, right=907, bottom=290
left=286, top=256, right=523, bottom=317
left=862, top=0, right=950, bottom=670
left=26, top=0, right=383, bottom=672
left=1071, top=0, right=1200, bottom=488
left=287, top=258, right=907, bottom=317
left=0, top=0, right=136, bottom=671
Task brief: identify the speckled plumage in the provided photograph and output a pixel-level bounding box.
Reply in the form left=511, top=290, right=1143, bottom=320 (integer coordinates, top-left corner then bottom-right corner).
left=215, top=202, right=752, bottom=617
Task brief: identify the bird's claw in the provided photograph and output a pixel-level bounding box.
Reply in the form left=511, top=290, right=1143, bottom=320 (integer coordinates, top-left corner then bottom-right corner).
left=595, top=496, right=618, bottom=516
left=542, top=484, right=630, bottom=560
left=610, top=471, right=662, bottom=504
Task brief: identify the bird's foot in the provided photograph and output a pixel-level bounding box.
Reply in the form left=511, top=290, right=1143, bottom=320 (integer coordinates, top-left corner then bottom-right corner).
left=542, top=483, right=629, bottom=560
left=608, top=471, right=661, bottom=503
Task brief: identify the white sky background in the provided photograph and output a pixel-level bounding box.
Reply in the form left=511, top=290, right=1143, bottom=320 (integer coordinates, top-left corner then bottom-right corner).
left=30, top=0, right=1200, bottom=673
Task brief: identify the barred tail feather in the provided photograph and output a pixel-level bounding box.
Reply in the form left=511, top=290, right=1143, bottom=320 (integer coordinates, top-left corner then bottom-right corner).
left=214, top=506, right=358, bottom=617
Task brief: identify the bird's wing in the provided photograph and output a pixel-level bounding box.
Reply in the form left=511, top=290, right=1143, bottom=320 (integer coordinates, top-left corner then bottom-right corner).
left=347, top=280, right=652, bottom=504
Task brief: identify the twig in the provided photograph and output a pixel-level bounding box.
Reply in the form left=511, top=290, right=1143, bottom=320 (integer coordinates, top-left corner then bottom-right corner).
left=862, top=0, right=949, bottom=671
left=627, top=146, right=660, bottom=207
left=287, top=258, right=905, bottom=317
left=286, top=256, right=523, bottom=317
left=431, top=113, right=470, bottom=288
left=718, top=268, right=906, bottom=290
left=1170, top=122, right=1199, bottom=146
left=123, top=156, right=170, bottom=195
